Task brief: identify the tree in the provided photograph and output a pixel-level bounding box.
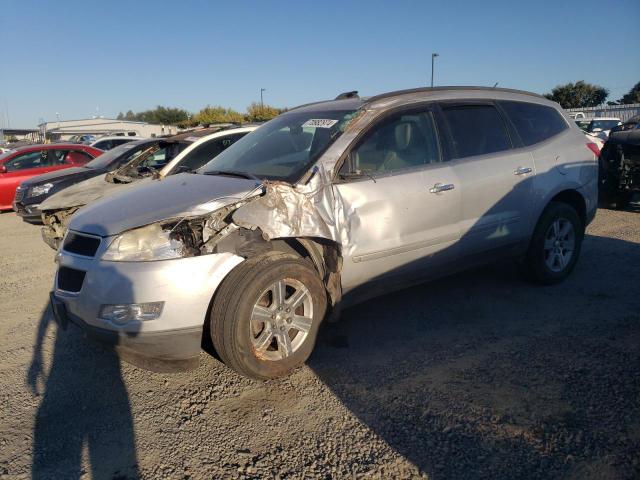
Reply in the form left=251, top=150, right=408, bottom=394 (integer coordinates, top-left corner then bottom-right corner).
left=245, top=102, right=281, bottom=122
left=115, top=106, right=190, bottom=125
left=191, top=105, right=244, bottom=125
left=617, top=82, right=640, bottom=104
left=544, top=81, right=608, bottom=109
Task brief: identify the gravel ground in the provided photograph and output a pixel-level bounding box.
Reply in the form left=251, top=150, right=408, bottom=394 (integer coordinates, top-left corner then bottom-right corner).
left=0, top=204, right=639, bottom=480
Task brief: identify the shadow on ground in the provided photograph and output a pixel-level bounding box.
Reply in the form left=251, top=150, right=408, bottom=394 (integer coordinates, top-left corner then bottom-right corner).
left=309, top=234, right=640, bottom=479
left=28, top=302, right=139, bottom=478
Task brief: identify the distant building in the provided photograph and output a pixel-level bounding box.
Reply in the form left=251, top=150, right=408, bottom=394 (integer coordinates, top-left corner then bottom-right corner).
left=38, top=118, right=179, bottom=141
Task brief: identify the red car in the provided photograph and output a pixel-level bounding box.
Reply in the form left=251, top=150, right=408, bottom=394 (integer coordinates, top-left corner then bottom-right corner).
left=0, top=144, right=103, bottom=210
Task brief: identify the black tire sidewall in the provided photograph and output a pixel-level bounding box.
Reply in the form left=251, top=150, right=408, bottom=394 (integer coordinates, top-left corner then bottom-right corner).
left=526, top=202, right=584, bottom=285
left=215, top=256, right=327, bottom=379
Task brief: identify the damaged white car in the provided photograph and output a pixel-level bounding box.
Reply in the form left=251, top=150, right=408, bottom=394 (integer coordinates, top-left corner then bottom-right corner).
left=40, top=126, right=256, bottom=249
left=50, top=87, right=598, bottom=379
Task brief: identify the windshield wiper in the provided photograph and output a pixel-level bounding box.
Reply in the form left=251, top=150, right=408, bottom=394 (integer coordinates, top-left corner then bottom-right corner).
left=204, top=170, right=261, bottom=181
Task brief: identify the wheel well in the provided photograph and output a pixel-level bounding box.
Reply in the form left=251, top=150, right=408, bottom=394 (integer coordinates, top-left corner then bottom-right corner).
left=550, top=190, right=586, bottom=226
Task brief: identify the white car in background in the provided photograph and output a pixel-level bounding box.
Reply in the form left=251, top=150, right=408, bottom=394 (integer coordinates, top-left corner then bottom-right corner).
left=40, top=126, right=258, bottom=248
left=90, top=136, right=141, bottom=151
left=585, top=117, right=622, bottom=141
left=160, top=126, right=258, bottom=176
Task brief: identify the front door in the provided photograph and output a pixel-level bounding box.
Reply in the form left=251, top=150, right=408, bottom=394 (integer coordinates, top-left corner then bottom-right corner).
left=333, top=106, right=462, bottom=295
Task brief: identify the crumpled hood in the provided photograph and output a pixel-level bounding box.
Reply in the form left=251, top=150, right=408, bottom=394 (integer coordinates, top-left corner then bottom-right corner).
left=40, top=173, right=148, bottom=211
left=68, top=173, right=261, bottom=236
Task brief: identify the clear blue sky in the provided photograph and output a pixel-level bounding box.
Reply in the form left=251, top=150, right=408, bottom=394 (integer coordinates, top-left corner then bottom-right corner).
left=1, top=0, right=638, bottom=128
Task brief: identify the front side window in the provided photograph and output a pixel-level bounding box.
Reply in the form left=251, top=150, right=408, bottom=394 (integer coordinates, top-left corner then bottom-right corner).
left=345, top=110, right=441, bottom=175
left=500, top=101, right=568, bottom=146
left=441, top=104, right=511, bottom=159
left=201, top=109, right=358, bottom=182
left=4, top=150, right=50, bottom=171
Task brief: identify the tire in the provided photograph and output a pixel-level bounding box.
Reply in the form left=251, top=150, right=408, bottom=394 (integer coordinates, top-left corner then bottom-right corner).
left=210, top=252, right=327, bottom=380
left=520, top=201, right=584, bottom=285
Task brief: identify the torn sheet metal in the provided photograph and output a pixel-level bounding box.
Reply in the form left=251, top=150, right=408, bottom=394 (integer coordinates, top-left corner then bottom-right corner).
left=232, top=164, right=352, bottom=245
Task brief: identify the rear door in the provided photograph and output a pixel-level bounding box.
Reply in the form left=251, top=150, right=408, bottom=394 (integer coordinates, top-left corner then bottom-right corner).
left=334, top=105, right=462, bottom=294
left=438, top=102, right=535, bottom=255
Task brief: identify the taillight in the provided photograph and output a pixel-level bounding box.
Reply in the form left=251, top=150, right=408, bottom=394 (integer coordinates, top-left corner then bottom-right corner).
left=586, top=142, right=600, bottom=158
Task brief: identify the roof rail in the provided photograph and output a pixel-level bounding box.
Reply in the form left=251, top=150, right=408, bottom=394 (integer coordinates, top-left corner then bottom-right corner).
left=366, top=86, right=546, bottom=104
left=335, top=91, right=359, bottom=100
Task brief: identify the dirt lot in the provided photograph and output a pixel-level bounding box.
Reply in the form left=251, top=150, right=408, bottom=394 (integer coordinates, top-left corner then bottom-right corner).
left=0, top=204, right=639, bottom=480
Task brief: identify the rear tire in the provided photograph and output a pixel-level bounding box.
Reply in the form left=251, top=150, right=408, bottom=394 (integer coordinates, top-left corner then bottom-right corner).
left=210, top=253, right=327, bottom=380
left=520, top=201, right=584, bottom=285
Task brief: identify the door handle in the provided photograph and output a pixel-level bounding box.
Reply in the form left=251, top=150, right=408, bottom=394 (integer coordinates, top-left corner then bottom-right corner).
left=514, top=166, right=532, bottom=175
left=429, top=183, right=455, bottom=194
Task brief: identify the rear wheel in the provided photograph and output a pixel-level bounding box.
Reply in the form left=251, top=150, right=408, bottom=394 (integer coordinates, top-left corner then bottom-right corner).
left=520, top=202, right=584, bottom=285
left=210, top=253, right=327, bottom=379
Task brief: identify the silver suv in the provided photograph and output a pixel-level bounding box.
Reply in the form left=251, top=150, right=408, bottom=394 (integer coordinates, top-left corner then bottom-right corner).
left=50, top=87, right=598, bottom=379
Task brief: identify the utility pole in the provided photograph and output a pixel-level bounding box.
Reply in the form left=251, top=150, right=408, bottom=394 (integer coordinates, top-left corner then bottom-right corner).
left=431, top=53, right=439, bottom=88
left=260, top=88, right=266, bottom=109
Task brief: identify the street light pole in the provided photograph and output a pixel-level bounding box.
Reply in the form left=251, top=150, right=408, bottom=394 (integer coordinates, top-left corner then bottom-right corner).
left=431, top=53, right=439, bottom=88
left=260, top=88, right=266, bottom=109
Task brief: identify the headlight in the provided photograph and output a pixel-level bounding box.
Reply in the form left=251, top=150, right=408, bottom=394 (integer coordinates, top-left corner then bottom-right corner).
left=102, top=223, right=187, bottom=261
left=28, top=183, right=54, bottom=198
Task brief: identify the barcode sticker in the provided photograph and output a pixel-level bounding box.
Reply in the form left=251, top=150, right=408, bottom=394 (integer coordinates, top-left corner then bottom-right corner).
left=302, top=119, right=339, bottom=128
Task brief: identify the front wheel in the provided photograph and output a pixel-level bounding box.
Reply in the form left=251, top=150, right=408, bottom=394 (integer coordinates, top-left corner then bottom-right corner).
left=210, top=253, right=327, bottom=379
left=520, top=202, right=584, bottom=285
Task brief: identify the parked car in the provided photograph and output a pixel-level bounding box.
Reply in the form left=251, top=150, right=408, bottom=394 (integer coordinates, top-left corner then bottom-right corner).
left=599, top=129, right=640, bottom=209
left=585, top=117, right=622, bottom=140
left=49, top=87, right=598, bottom=379
left=68, top=134, right=97, bottom=143
left=40, top=126, right=256, bottom=248
left=14, top=139, right=171, bottom=223
left=0, top=144, right=102, bottom=211
left=90, top=136, right=140, bottom=151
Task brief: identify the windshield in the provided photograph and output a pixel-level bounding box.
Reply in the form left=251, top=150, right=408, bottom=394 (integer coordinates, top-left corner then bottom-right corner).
left=200, top=109, right=358, bottom=182
left=589, top=120, right=620, bottom=131
left=107, top=141, right=190, bottom=183
left=85, top=141, right=156, bottom=170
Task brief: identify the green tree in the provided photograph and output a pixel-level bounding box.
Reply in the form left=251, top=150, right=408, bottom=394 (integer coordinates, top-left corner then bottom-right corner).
left=544, top=81, right=609, bottom=109
left=116, top=106, right=190, bottom=125
left=617, top=82, right=640, bottom=104
left=246, top=102, right=281, bottom=122
left=192, top=105, right=244, bottom=125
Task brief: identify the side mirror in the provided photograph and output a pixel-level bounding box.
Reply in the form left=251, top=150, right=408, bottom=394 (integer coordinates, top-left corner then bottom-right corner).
left=0, top=165, right=6, bottom=174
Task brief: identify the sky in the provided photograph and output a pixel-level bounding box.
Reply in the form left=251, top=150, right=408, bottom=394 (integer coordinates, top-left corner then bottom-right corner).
left=1, top=0, right=639, bottom=128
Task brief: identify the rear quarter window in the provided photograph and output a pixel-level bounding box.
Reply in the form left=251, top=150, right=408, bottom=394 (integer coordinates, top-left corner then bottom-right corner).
left=499, top=101, right=568, bottom=146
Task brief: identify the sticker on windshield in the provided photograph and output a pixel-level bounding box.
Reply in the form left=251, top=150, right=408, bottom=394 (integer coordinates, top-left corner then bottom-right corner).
left=184, top=136, right=201, bottom=142
left=302, top=119, right=339, bottom=128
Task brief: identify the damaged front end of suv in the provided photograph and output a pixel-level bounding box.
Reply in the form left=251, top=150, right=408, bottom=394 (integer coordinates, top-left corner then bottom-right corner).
left=600, top=130, right=640, bottom=209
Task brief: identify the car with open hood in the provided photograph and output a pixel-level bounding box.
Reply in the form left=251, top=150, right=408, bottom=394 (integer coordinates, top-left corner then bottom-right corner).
left=39, top=126, right=256, bottom=248
left=49, top=87, right=598, bottom=379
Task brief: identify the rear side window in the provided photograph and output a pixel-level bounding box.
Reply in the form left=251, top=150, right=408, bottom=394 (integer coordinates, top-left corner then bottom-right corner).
left=499, top=101, right=568, bottom=146
left=441, top=104, right=511, bottom=159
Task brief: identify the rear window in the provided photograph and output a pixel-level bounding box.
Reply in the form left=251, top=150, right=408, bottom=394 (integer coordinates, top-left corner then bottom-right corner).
left=499, top=101, right=568, bottom=146
left=441, top=104, right=512, bottom=159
